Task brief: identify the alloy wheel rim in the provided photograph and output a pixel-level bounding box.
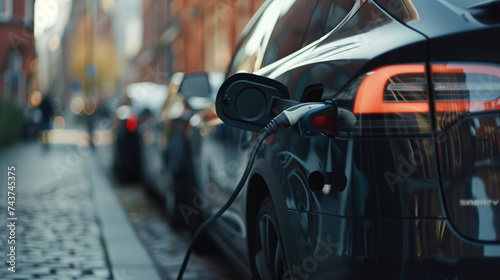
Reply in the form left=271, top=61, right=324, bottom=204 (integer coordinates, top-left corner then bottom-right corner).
left=255, top=213, right=285, bottom=280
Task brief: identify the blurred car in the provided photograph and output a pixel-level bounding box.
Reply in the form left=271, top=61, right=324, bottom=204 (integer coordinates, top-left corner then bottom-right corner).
left=139, top=72, right=223, bottom=227
left=186, top=0, right=500, bottom=279
left=112, top=82, right=167, bottom=182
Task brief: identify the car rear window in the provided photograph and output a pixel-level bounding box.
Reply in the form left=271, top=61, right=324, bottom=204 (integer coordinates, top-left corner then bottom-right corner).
left=261, top=0, right=317, bottom=67
left=226, top=0, right=283, bottom=75
left=301, top=0, right=356, bottom=47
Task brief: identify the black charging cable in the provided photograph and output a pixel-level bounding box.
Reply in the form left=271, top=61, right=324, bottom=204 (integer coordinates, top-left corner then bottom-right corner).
left=176, top=102, right=326, bottom=280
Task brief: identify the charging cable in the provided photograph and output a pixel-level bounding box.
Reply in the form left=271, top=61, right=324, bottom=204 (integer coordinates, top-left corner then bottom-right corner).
left=176, top=102, right=327, bottom=280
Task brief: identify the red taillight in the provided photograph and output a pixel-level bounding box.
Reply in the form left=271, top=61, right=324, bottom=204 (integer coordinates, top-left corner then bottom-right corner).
left=353, top=65, right=429, bottom=114
left=335, top=63, right=500, bottom=136
left=126, top=114, right=138, bottom=132
left=432, top=63, right=500, bottom=130
left=336, top=64, right=432, bottom=136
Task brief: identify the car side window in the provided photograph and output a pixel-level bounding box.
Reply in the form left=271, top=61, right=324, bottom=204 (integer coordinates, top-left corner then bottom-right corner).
left=302, top=0, right=356, bottom=47
left=226, top=0, right=284, bottom=76
left=261, top=0, right=318, bottom=67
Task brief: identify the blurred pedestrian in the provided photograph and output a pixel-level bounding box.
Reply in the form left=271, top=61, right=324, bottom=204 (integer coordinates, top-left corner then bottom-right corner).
left=39, top=93, right=54, bottom=131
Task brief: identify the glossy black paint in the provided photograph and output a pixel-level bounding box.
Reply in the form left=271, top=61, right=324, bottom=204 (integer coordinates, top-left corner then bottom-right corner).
left=375, top=0, right=500, bottom=63
left=188, top=0, right=500, bottom=279
left=113, top=122, right=141, bottom=182
left=112, top=102, right=144, bottom=183
left=138, top=75, right=207, bottom=227
left=437, top=115, right=500, bottom=243
left=139, top=72, right=224, bottom=228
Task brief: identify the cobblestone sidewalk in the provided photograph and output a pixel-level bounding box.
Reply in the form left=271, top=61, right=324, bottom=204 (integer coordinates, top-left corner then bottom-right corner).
left=0, top=142, right=111, bottom=280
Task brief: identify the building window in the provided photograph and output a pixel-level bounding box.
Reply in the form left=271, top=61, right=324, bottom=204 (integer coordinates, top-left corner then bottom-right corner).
left=3, top=50, right=25, bottom=103
left=25, top=0, right=34, bottom=24
left=0, top=0, right=12, bottom=21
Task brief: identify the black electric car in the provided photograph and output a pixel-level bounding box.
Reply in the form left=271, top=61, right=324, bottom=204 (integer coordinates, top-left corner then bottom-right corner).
left=186, top=0, right=500, bottom=279
left=139, top=72, right=223, bottom=227
left=112, top=82, right=167, bottom=182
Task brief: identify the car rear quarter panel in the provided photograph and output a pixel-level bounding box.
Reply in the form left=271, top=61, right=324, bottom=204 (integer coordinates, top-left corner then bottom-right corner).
left=375, top=0, right=500, bottom=63
left=241, top=0, right=455, bottom=277
left=254, top=0, right=437, bottom=217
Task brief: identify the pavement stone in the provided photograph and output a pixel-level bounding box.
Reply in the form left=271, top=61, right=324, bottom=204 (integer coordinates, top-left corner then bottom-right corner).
left=1, top=137, right=167, bottom=280
left=0, top=142, right=112, bottom=280
left=87, top=158, right=162, bottom=280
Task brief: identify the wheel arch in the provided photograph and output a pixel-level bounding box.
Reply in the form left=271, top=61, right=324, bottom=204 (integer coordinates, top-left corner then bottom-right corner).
left=245, top=158, right=303, bottom=276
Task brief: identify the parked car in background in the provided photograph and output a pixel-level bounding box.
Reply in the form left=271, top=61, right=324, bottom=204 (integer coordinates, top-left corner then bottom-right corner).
left=139, top=72, right=224, bottom=227
left=112, top=82, right=167, bottom=182
left=186, top=0, right=500, bottom=279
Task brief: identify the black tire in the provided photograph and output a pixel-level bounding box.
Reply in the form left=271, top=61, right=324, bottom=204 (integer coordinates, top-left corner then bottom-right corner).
left=113, top=133, right=142, bottom=183
left=163, top=160, right=186, bottom=229
left=112, top=143, right=127, bottom=183
left=185, top=186, right=215, bottom=255
left=113, top=150, right=140, bottom=183
left=184, top=147, right=215, bottom=254
left=164, top=136, right=193, bottom=229
left=252, top=195, right=288, bottom=280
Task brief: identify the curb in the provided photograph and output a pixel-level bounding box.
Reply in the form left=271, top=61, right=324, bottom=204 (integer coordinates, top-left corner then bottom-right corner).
left=88, top=155, right=163, bottom=280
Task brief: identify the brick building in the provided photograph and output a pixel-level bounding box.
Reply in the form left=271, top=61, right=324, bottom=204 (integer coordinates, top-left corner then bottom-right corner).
left=136, top=0, right=265, bottom=83
left=0, top=0, right=36, bottom=104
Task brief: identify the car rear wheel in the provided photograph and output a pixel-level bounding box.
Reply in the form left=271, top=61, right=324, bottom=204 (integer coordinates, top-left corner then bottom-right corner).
left=253, top=195, right=288, bottom=280
left=163, top=162, right=186, bottom=228
left=164, top=139, right=197, bottom=229
left=113, top=143, right=129, bottom=183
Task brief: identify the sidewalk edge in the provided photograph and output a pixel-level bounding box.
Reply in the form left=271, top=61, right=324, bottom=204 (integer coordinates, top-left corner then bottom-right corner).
left=87, top=155, right=163, bottom=280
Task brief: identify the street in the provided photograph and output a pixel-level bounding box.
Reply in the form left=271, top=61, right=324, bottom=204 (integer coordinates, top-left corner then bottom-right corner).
left=0, top=133, right=240, bottom=280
